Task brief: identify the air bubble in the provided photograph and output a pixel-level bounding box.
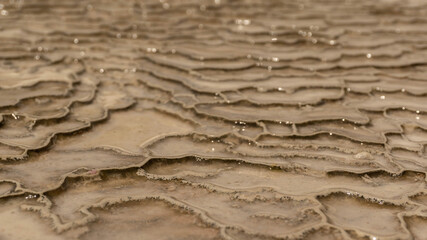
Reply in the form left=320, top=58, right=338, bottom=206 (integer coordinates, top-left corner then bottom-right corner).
left=235, top=19, right=251, bottom=25
left=146, top=47, right=157, bottom=53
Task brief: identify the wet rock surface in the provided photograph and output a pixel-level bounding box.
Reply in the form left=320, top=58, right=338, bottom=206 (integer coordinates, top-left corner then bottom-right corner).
left=0, top=0, right=427, bottom=239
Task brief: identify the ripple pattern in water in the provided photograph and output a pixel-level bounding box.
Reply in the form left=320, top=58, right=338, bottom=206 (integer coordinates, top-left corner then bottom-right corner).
left=0, top=0, right=427, bottom=239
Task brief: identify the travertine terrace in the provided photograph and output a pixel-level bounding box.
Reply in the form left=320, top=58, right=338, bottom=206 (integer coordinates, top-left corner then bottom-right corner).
left=0, top=0, right=427, bottom=239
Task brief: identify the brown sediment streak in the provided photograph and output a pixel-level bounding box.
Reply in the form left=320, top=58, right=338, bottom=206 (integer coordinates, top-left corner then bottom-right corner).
left=0, top=0, right=427, bottom=239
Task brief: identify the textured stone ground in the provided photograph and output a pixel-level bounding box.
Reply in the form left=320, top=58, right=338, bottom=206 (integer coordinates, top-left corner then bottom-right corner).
left=0, top=0, right=427, bottom=239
